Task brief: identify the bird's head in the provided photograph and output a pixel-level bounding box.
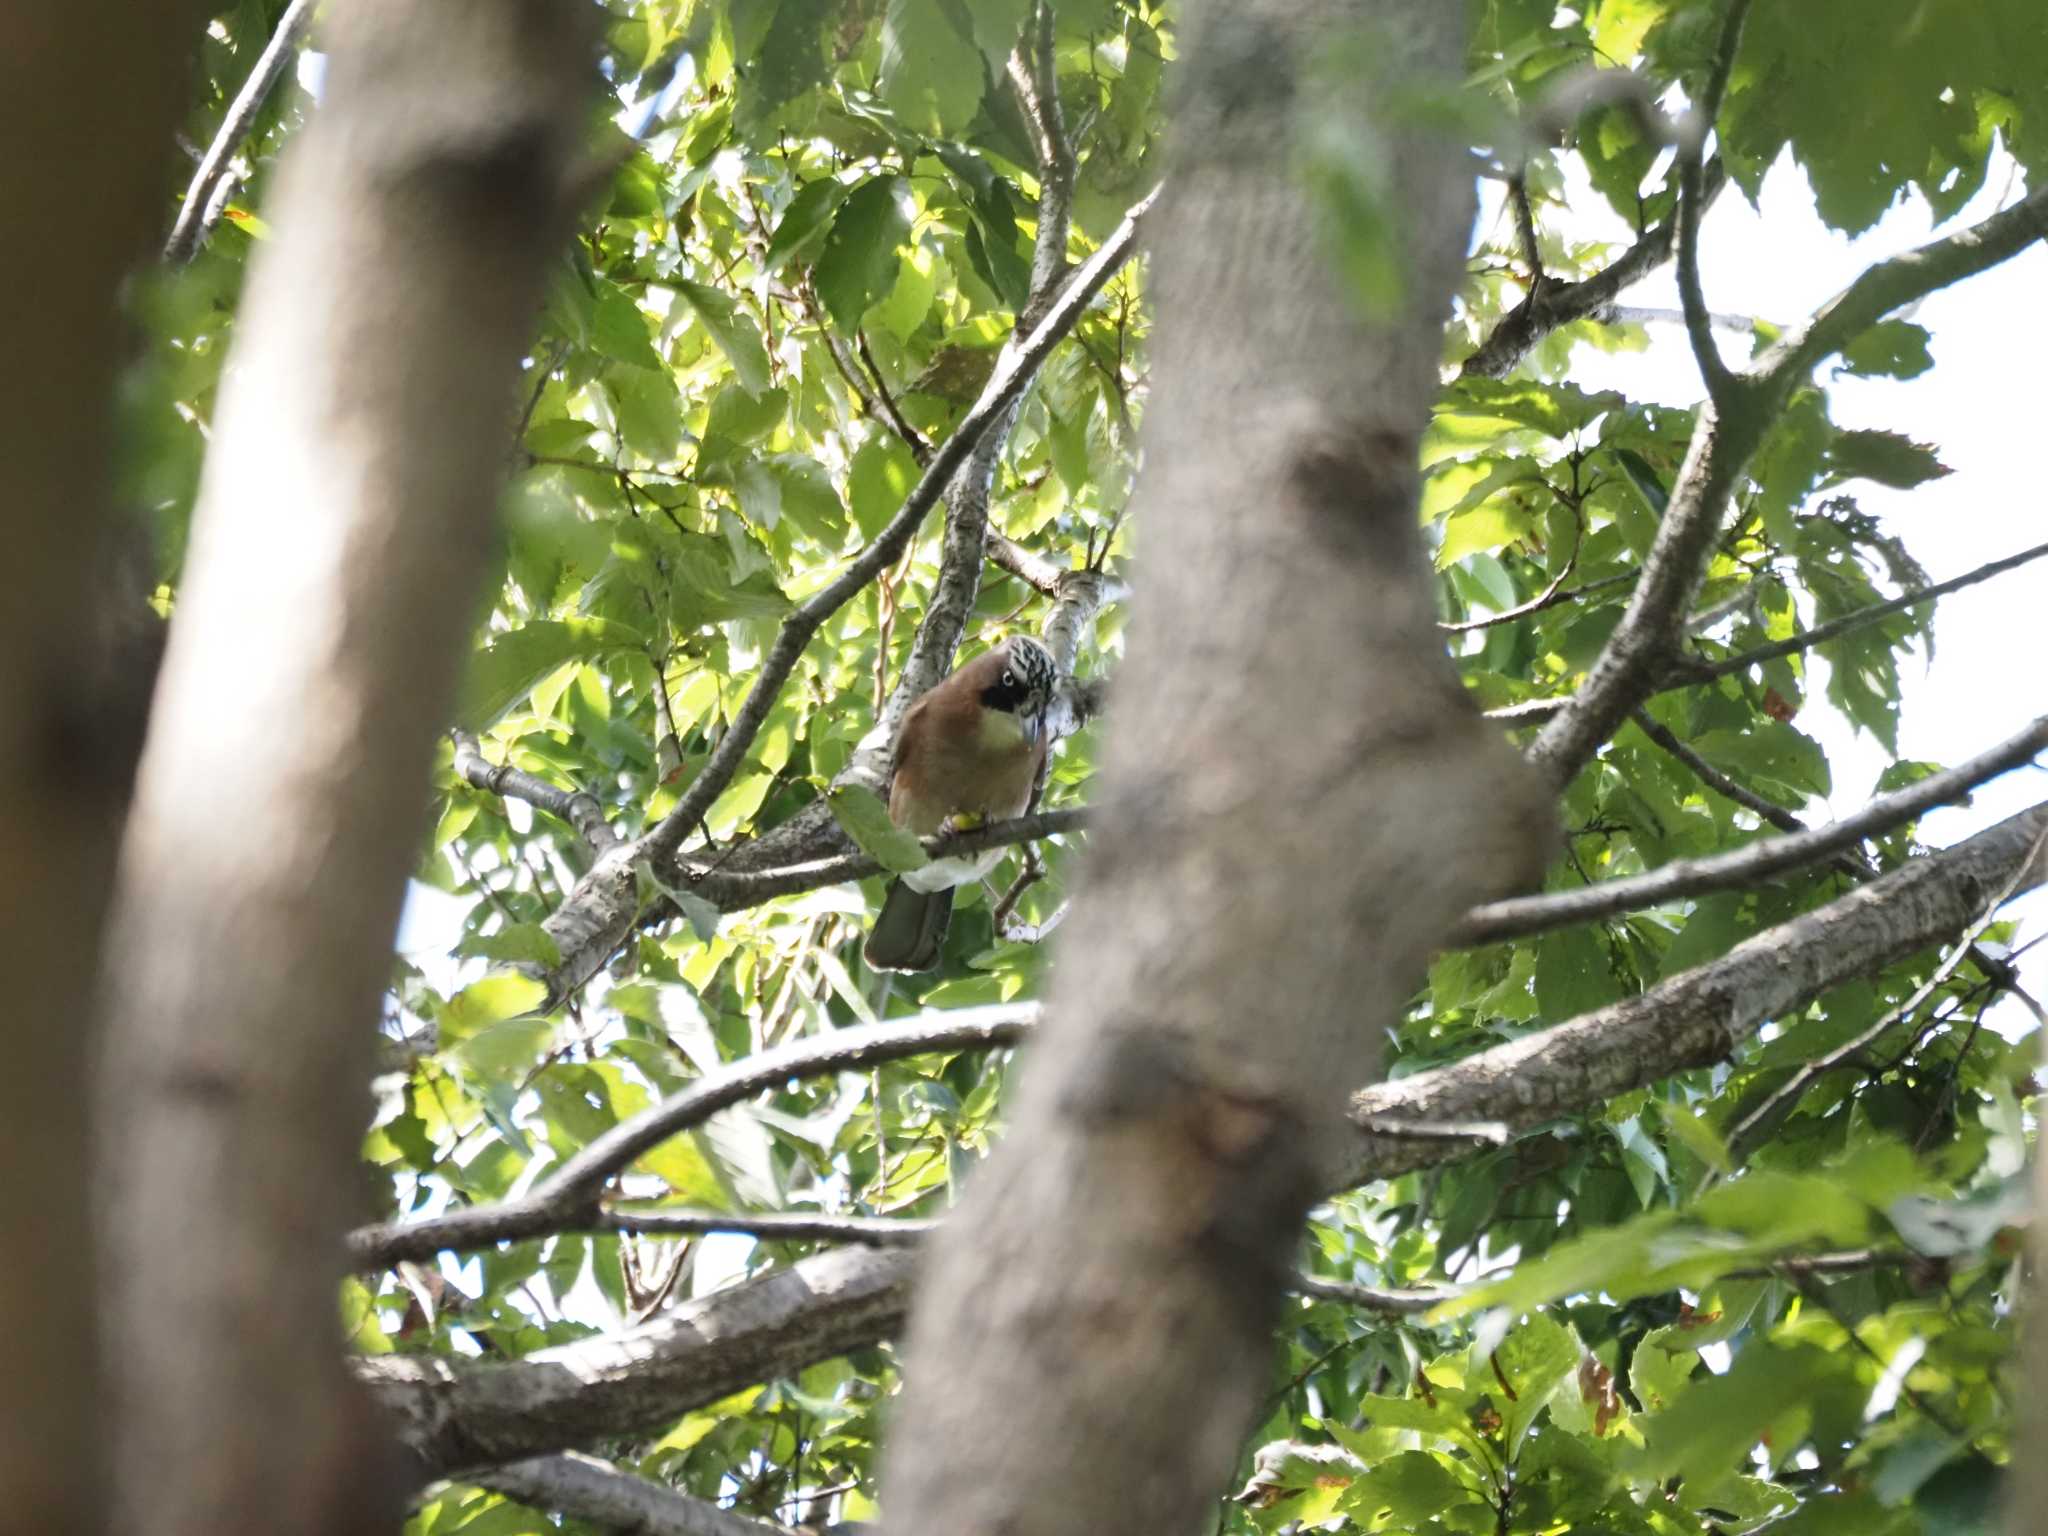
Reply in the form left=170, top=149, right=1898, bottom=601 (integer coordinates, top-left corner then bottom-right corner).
left=979, top=635, right=1057, bottom=744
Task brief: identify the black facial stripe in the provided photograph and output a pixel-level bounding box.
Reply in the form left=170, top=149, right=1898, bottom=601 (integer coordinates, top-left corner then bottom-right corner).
left=980, top=637, right=1057, bottom=715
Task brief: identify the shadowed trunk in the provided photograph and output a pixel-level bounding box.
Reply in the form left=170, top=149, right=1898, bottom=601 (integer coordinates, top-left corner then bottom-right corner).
left=0, top=6, right=204, bottom=1532
left=94, top=3, right=594, bottom=1529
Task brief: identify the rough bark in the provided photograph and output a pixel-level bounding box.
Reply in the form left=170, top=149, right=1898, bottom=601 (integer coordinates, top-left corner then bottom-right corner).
left=0, top=7, right=205, bottom=1532
left=94, top=3, right=594, bottom=1531
left=878, top=5, right=1552, bottom=1534
left=1346, top=800, right=2048, bottom=1184
left=362, top=1245, right=911, bottom=1478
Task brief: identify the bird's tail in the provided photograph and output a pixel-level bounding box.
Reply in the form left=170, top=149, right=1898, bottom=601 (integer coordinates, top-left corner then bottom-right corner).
left=864, top=879, right=953, bottom=972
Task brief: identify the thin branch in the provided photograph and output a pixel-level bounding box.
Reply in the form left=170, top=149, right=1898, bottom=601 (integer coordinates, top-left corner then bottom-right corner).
left=1508, top=174, right=1545, bottom=292
left=879, top=0, right=1083, bottom=724
left=164, top=0, right=318, bottom=263
left=1722, top=820, right=2048, bottom=1162
left=1460, top=161, right=1726, bottom=380
left=1758, top=185, right=2048, bottom=389
left=1690, top=536, right=2048, bottom=685
left=857, top=330, right=930, bottom=461
left=1526, top=184, right=2048, bottom=790
left=1628, top=710, right=1807, bottom=836
left=451, top=729, right=616, bottom=853
left=1458, top=715, right=2048, bottom=946
left=348, top=1004, right=1038, bottom=1269
left=1288, top=1275, right=1450, bottom=1315
left=606, top=1208, right=936, bottom=1246
left=686, top=807, right=1089, bottom=911
left=638, top=185, right=1157, bottom=864
left=987, top=530, right=1070, bottom=594
left=478, top=1452, right=801, bottom=1536
left=1674, top=0, right=1750, bottom=400
left=1489, top=536, right=2048, bottom=726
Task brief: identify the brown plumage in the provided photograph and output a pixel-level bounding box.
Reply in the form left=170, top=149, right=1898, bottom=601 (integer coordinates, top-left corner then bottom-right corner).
left=863, top=636, right=1056, bottom=972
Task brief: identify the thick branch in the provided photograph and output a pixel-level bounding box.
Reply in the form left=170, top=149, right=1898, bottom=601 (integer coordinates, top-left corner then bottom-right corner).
left=477, top=1452, right=800, bottom=1536
left=1347, top=799, right=2048, bottom=1184
left=364, top=1245, right=912, bottom=1478
left=98, top=4, right=596, bottom=1530
left=164, top=0, right=318, bottom=263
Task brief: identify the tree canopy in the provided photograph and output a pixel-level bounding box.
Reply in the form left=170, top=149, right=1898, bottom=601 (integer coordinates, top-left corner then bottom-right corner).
left=91, top=0, right=2048, bottom=1533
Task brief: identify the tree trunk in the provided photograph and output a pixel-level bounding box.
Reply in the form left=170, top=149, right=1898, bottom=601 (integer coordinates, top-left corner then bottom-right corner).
left=879, top=4, right=1552, bottom=1533
left=94, top=3, right=593, bottom=1529
left=0, top=6, right=203, bottom=1532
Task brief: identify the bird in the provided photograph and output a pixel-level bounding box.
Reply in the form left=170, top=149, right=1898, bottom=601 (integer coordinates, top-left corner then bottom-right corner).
left=863, top=635, right=1058, bottom=973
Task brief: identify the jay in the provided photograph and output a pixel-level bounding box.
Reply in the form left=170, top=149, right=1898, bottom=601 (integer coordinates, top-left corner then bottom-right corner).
left=863, top=635, right=1057, bottom=972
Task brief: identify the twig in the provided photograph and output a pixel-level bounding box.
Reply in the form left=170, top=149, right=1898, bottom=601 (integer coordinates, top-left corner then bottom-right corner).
left=1460, top=162, right=1727, bottom=379
left=1439, top=507, right=1587, bottom=633
left=858, top=330, right=930, bottom=461
left=451, top=729, right=616, bottom=853
left=1458, top=715, right=2048, bottom=946
left=1688, top=537, right=2048, bottom=686
left=164, top=0, right=319, bottom=263
left=1675, top=0, right=1751, bottom=401
left=1489, top=537, right=2048, bottom=726
left=606, top=1207, right=937, bottom=1246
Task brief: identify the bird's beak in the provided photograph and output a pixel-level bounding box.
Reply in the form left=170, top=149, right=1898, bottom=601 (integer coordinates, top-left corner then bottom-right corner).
left=1023, top=709, right=1044, bottom=747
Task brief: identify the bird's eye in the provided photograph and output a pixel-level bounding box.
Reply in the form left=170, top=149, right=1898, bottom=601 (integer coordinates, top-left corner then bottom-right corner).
left=1002, top=669, right=1016, bottom=687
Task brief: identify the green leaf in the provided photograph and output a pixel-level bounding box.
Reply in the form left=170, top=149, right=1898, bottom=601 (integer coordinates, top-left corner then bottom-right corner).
left=815, top=177, right=915, bottom=332
left=848, top=430, right=920, bottom=538
left=673, top=279, right=772, bottom=395
left=1824, top=429, right=1952, bottom=490
left=438, top=973, right=548, bottom=1049
left=826, top=785, right=930, bottom=872
left=763, top=178, right=848, bottom=275
left=461, top=618, right=648, bottom=729
left=879, top=0, right=985, bottom=135
left=1838, top=320, right=1935, bottom=380
left=592, top=282, right=662, bottom=370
